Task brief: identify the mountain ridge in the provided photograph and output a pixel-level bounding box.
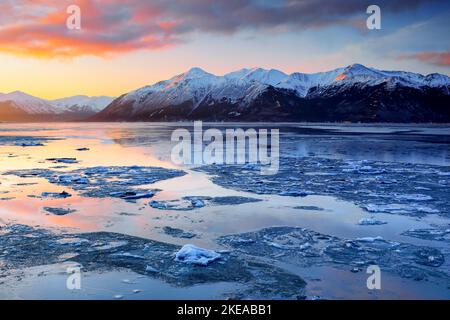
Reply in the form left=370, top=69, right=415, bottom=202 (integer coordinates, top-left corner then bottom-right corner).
left=93, top=64, right=450, bottom=123
left=0, top=92, right=114, bottom=121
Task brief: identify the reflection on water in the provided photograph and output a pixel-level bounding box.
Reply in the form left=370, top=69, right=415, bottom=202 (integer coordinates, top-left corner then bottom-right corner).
left=0, top=263, right=242, bottom=300
left=0, top=122, right=449, bottom=300
left=287, top=135, right=450, bottom=166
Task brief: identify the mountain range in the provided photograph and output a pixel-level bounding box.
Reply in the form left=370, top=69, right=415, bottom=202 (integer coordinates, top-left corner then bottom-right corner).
left=93, top=64, right=450, bottom=123
left=2, top=64, right=450, bottom=123
left=0, top=92, right=114, bottom=121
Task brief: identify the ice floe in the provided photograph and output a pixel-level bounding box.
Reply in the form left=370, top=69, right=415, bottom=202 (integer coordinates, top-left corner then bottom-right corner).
left=149, top=196, right=261, bottom=211
left=293, top=206, right=325, bottom=211
left=110, top=191, right=155, bottom=200
left=163, top=226, right=196, bottom=239
left=16, top=141, right=44, bottom=147
left=46, top=158, right=79, bottom=164
left=355, top=236, right=384, bottom=242
left=175, top=244, right=221, bottom=266
left=195, top=157, right=449, bottom=218
left=4, top=166, right=186, bottom=201
left=394, top=194, right=433, bottom=201
left=55, top=237, right=89, bottom=246
left=363, top=204, right=439, bottom=216
left=43, top=207, right=76, bottom=216
left=41, top=191, right=72, bottom=199
left=0, top=135, right=58, bottom=147
left=145, top=265, right=159, bottom=273
left=402, top=227, right=450, bottom=243
left=0, top=224, right=307, bottom=299
left=218, top=226, right=449, bottom=285
left=357, top=218, right=388, bottom=226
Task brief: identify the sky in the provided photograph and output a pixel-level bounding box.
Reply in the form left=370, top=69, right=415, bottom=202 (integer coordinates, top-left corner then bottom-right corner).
left=0, top=0, right=449, bottom=99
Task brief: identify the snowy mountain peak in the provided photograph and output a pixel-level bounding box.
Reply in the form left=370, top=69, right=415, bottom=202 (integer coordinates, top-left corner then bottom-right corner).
left=176, top=67, right=215, bottom=81
left=161, top=67, right=218, bottom=89
left=0, top=91, right=56, bottom=114
left=225, top=68, right=287, bottom=83
left=244, top=68, right=288, bottom=86
left=0, top=91, right=115, bottom=119
left=335, top=64, right=381, bottom=81
left=185, top=67, right=209, bottom=76
left=224, top=68, right=253, bottom=79
left=52, top=95, right=114, bottom=112
left=345, top=63, right=372, bottom=72
left=1, top=90, right=40, bottom=101
left=424, top=73, right=450, bottom=87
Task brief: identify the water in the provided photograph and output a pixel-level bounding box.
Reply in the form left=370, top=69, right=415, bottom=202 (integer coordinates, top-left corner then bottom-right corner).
left=0, top=122, right=449, bottom=300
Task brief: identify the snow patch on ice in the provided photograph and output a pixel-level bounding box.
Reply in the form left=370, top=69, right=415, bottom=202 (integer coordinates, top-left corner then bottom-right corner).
left=175, top=244, right=221, bottom=266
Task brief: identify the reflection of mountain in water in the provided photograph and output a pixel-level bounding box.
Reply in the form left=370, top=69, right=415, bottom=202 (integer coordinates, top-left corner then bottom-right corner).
left=105, top=124, right=450, bottom=167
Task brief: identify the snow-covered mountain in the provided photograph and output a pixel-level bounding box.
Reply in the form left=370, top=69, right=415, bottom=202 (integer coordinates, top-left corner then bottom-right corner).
left=0, top=91, right=57, bottom=114
left=52, top=95, right=114, bottom=113
left=94, top=64, right=450, bottom=122
left=0, top=92, right=114, bottom=121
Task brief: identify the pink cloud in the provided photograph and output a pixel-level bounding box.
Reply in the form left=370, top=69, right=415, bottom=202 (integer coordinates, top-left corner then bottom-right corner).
left=399, top=51, right=450, bottom=67
left=0, top=0, right=438, bottom=58
left=0, top=0, right=180, bottom=58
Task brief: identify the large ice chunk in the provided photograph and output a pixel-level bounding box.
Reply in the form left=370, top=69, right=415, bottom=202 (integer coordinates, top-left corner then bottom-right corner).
left=175, top=244, right=221, bottom=266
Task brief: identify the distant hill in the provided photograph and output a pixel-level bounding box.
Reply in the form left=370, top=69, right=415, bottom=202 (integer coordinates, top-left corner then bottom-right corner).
left=0, top=92, right=114, bottom=122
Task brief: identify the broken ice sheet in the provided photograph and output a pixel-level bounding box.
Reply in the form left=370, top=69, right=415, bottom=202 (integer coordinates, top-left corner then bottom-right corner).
left=0, top=224, right=306, bottom=299
left=163, top=226, right=196, bottom=239
left=110, top=191, right=155, bottom=200
left=402, top=226, right=450, bottom=243
left=15, top=141, right=44, bottom=147
left=195, top=157, right=450, bottom=218
left=150, top=196, right=213, bottom=211
left=45, top=158, right=79, bottom=164
left=40, top=191, right=72, bottom=199
left=0, top=197, right=15, bottom=201
left=293, top=206, right=325, bottom=211
left=55, top=237, right=89, bottom=246
left=362, top=204, right=439, bottom=217
left=4, top=166, right=186, bottom=201
left=150, top=199, right=199, bottom=211
left=43, top=207, right=76, bottom=216
left=218, top=226, right=450, bottom=285
left=150, top=196, right=261, bottom=211
left=0, top=135, right=59, bottom=147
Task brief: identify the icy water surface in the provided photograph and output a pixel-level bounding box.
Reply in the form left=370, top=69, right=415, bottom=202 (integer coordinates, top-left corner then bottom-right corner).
left=0, top=123, right=449, bottom=300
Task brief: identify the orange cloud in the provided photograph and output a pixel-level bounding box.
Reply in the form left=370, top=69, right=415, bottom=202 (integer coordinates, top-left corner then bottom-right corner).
left=399, top=51, right=450, bottom=67
left=0, top=0, right=439, bottom=59
left=0, top=0, right=179, bottom=58
left=0, top=25, right=175, bottom=58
